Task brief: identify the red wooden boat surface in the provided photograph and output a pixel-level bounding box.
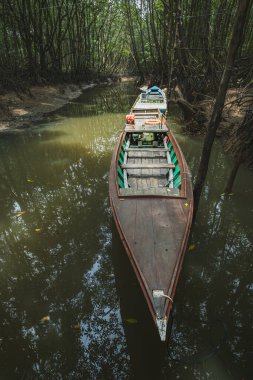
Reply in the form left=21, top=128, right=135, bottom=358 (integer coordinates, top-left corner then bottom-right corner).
left=109, top=123, right=193, bottom=340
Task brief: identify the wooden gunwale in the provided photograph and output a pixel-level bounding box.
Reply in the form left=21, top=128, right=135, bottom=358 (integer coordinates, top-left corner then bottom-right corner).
left=163, top=200, right=193, bottom=318
left=162, top=155, right=193, bottom=317
left=167, top=127, right=189, bottom=197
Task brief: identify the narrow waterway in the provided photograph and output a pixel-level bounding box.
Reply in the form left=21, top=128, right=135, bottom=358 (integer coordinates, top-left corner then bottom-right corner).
left=0, top=83, right=252, bottom=380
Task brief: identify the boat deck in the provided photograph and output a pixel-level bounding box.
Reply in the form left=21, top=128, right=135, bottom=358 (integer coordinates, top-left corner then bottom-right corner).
left=110, top=193, right=189, bottom=304
left=123, top=147, right=173, bottom=191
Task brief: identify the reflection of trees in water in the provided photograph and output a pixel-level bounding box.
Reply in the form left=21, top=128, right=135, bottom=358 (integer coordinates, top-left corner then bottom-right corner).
left=61, top=83, right=138, bottom=118
left=0, top=138, right=129, bottom=379
left=0, top=91, right=252, bottom=379
left=165, top=144, right=253, bottom=379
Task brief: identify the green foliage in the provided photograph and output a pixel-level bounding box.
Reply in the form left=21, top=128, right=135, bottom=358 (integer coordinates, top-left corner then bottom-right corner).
left=0, top=0, right=252, bottom=89
left=123, top=0, right=253, bottom=91
left=0, top=0, right=131, bottom=86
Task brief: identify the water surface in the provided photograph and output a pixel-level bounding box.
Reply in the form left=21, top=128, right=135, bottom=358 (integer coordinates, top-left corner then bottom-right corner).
left=0, top=83, right=252, bottom=380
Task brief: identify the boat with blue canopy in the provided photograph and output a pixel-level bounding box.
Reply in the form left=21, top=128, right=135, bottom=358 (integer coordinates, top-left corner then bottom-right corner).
left=133, top=86, right=167, bottom=115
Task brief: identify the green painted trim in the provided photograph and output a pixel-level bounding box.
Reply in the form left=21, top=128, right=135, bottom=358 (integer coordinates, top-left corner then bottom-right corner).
left=172, top=155, right=178, bottom=164
left=170, top=149, right=176, bottom=159
left=118, top=177, right=124, bottom=188
left=174, top=165, right=180, bottom=177
left=174, top=176, right=181, bottom=188
left=118, top=165, right=123, bottom=177
left=119, top=149, right=124, bottom=165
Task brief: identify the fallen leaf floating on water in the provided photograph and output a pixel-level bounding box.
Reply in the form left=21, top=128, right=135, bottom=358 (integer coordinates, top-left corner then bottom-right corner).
left=40, top=316, right=50, bottom=322
left=188, top=244, right=196, bottom=252
left=126, top=318, right=138, bottom=324
left=15, top=211, right=27, bottom=217
left=72, top=323, right=81, bottom=330
left=184, top=202, right=189, bottom=207
left=27, top=179, right=34, bottom=183
left=35, top=228, right=42, bottom=232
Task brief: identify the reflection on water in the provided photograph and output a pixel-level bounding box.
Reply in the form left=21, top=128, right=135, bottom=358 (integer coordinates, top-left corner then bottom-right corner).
left=166, top=119, right=253, bottom=380
left=0, top=83, right=252, bottom=379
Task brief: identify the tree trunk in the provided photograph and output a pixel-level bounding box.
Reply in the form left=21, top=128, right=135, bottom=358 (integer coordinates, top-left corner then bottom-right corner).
left=193, top=0, right=252, bottom=220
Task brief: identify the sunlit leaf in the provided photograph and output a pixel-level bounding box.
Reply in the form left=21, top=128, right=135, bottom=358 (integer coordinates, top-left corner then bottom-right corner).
left=184, top=202, right=189, bottom=207
left=229, top=193, right=234, bottom=196
left=15, top=211, right=27, bottom=217
left=72, top=323, right=81, bottom=330
left=35, top=228, right=42, bottom=232
left=27, top=179, right=34, bottom=183
left=188, top=244, right=196, bottom=252
left=40, top=316, right=50, bottom=322
left=126, top=318, right=138, bottom=324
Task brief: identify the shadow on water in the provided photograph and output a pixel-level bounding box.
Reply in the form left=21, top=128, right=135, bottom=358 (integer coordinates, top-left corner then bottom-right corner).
left=0, top=83, right=252, bottom=379
left=111, top=223, right=167, bottom=380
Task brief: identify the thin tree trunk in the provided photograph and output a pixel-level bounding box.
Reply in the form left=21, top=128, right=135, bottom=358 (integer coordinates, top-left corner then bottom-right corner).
left=193, top=0, right=252, bottom=220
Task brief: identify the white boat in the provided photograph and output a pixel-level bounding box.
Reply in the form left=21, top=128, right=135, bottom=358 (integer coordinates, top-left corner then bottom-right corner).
left=133, top=86, right=167, bottom=115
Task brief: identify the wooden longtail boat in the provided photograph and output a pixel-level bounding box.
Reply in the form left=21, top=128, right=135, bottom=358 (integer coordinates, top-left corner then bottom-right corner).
left=109, top=105, right=193, bottom=341
left=133, top=85, right=167, bottom=115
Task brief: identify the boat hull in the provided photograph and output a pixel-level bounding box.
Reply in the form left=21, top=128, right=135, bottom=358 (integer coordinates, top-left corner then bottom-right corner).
left=109, top=128, right=193, bottom=340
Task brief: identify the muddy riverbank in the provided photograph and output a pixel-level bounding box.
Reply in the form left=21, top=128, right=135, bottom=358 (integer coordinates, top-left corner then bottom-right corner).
left=0, top=83, right=95, bottom=133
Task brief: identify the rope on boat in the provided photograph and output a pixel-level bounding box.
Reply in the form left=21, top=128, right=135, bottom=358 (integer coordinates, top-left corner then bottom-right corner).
left=153, top=290, right=173, bottom=303
left=162, top=294, right=173, bottom=303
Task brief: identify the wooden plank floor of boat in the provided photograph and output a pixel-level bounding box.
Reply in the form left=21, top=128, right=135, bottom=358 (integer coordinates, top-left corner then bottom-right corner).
left=114, top=148, right=187, bottom=293
left=113, top=196, right=186, bottom=293
left=126, top=149, right=168, bottom=189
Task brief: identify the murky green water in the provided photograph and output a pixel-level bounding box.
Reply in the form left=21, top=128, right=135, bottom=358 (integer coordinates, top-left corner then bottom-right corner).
left=0, top=83, right=252, bottom=380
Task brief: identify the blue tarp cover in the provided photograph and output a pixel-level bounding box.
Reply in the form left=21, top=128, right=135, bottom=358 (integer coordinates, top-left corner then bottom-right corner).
left=149, top=85, right=161, bottom=91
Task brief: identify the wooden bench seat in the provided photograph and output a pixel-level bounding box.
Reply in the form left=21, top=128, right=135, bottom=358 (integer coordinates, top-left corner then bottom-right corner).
left=119, top=188, right=180, bottom=197
left=125, top=148, right=170, bottom=152
left=121, top=163, right=175, bottom=169
left=125, top=127, right=168, bottom=133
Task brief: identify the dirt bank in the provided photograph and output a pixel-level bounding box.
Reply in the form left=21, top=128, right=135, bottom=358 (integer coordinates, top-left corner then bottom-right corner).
left=0, top=83, right=95, bottom=133
left=180, top=88, right=247, bottom=138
